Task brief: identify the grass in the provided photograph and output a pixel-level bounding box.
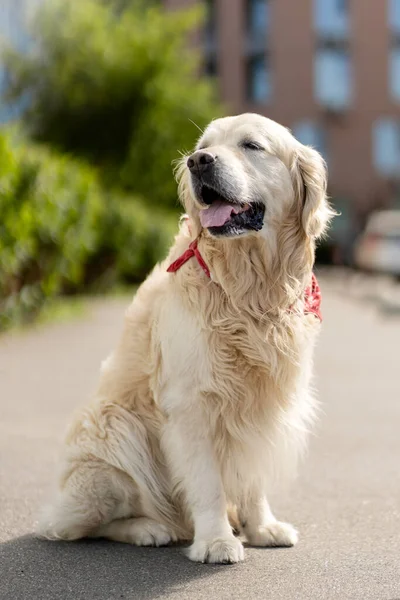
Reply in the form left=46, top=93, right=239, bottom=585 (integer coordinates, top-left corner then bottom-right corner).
left=2, top=285, right=138, bottom=335
left=35, top=296, right=88, bottom=327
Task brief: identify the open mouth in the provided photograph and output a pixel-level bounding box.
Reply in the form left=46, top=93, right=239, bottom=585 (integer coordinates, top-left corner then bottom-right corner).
left=199, top=185, right=265, bottom=237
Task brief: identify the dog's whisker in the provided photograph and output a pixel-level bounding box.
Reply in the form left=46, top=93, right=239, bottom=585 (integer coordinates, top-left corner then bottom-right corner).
left=188, top=118, right=205, bottom=135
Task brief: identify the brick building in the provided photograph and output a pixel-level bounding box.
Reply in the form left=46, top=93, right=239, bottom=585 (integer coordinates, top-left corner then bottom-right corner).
left=165, top=0, right=400, bottom=225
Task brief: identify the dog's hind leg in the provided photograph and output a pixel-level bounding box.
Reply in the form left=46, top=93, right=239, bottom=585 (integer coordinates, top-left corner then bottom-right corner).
left=37, top=460, right=137, bottom=541
left=92, top=517, right=178, bottom=546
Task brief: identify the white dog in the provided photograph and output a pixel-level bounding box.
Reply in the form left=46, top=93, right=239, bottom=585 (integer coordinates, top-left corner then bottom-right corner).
left=38, top=113, right=333, bottom=564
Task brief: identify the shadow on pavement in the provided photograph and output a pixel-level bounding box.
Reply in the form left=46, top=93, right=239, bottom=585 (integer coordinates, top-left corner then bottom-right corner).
left=0, top=535, right=217, bottom=600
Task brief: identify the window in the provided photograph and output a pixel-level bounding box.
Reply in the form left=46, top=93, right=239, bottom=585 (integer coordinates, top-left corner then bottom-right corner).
left=247, top=55, right=271, bottom=103
left=293, top=121, right=327, bottom=159
left=373, top=118, right=400, bottom=177
left=314, top=0, right=349, bottom=40
left=204, top=0, right=216, bottom=48
left=204, top=0, right=217, bottom=76
left=389, top=0, right=400, bottom=35
left=315, top=48, right=351, bottom=109
left=390, top=48, right=400, bottom=100
left=314, top=0, right=350, bottom=110
left=389, top=2, right=400, bottom=101
left=247, top=0, right=269, bottom=41
left=245, top=1, right=271, bottom=102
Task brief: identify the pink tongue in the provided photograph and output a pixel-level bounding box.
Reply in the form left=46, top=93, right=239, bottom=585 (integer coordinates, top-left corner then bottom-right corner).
left=199, top=201, right=234, bottom=228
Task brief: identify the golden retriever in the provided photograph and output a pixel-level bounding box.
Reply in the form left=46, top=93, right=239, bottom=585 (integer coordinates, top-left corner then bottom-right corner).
left=38, top=113, right=333, bottom=564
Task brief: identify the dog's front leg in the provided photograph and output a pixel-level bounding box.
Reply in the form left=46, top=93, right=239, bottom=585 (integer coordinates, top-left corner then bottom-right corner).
left=162, top=404, right=244, bottom=564
left=238, top=490, right=298, bottom=548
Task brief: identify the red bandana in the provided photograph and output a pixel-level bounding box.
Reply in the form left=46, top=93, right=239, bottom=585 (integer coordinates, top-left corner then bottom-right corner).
left=303, top=273, right=322, bottom=321
left=167, top=239, right=322, bottom=321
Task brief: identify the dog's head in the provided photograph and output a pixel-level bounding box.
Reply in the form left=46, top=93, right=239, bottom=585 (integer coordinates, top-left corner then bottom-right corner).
left=176, top=113, right=333, bottom=242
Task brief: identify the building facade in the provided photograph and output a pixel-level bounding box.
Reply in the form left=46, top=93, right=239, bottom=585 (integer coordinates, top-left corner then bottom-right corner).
left=165, top=0, right=400, bottom=219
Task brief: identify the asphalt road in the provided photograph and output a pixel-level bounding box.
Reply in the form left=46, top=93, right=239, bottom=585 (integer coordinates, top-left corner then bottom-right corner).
left=1, top=276, right=400, bottom=600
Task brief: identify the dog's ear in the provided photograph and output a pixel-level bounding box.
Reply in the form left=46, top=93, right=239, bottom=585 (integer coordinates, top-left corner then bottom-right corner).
left=291, top=144, right=334, bottom=239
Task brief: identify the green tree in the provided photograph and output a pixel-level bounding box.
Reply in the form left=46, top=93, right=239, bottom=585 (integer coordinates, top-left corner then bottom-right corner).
left=3, top=0, right=222, bottom=207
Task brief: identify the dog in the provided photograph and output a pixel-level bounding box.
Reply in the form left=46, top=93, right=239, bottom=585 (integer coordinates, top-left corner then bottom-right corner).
left=38, top=113, right=333, bottom=564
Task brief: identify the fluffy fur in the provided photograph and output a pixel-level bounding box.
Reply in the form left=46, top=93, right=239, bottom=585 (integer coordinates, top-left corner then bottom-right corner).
left=38, top=114, right=333, bottom=563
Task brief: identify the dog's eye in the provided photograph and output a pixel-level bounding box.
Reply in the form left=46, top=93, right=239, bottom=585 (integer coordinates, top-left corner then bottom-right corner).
left=242, top=141, right=264, bottom=151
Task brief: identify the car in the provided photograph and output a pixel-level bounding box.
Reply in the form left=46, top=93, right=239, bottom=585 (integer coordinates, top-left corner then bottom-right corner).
left=354, top=210, right=400, bottom=276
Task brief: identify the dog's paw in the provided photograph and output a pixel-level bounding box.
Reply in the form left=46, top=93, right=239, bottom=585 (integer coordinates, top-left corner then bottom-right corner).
left=127, top=520, right=176, bottom=547
left=246, top=521, right=298, bottom=547
left=187, top=535, right=244, bottom=564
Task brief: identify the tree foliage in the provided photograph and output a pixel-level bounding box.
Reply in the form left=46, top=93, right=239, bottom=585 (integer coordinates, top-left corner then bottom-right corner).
left=0, top=131, right=175, bottom=329
left=3, top=0, right=222, bottom=207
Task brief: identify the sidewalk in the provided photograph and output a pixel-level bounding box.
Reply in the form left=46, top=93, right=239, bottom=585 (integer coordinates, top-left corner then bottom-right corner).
left=1, top=282, right=399, bottom=600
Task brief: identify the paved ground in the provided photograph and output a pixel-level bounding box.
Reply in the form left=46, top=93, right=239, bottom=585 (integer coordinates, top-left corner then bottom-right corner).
left=1, top=275, right=400, bottom=600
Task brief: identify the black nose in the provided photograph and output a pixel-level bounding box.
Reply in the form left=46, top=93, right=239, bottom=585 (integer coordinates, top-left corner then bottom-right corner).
left=187, top=151, right=216, bottom=173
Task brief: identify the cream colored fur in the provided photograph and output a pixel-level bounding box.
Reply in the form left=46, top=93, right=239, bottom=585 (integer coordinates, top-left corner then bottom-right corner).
left=38, top=114, right=333, bottom=564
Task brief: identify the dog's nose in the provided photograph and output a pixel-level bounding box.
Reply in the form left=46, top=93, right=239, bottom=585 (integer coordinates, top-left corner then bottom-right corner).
left=187, top=151, right=216, bottom=173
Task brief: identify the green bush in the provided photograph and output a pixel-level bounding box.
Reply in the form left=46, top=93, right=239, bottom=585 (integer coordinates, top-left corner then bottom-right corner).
left=0, top=131, right=175, bottom=330
left=3, top=0, right=222, bottom=207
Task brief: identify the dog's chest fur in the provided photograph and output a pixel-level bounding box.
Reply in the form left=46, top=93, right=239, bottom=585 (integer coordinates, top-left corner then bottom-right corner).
left=203, top=308, right=301, bottom=416
left=209, top=317, right=316, bottom=496
left=158, top=264, right=317, bottom=496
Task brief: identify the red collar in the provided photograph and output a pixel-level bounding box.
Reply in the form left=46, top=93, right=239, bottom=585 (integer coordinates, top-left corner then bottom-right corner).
left=167, top=239, right=322, bottom=321
left=167, top=239, right=211, bottom=279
